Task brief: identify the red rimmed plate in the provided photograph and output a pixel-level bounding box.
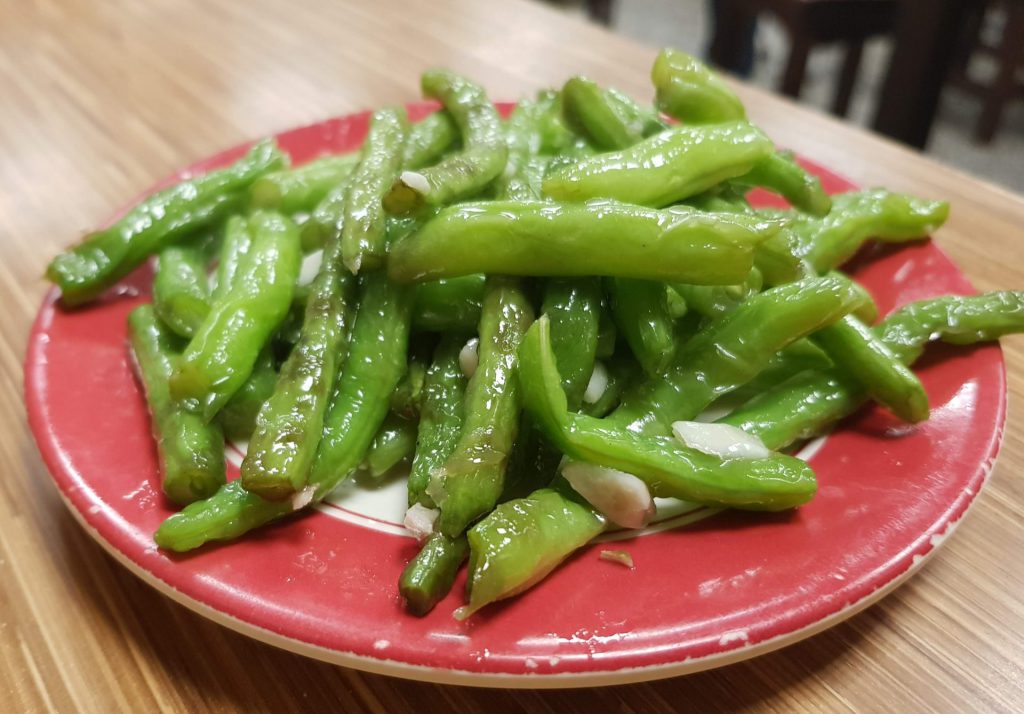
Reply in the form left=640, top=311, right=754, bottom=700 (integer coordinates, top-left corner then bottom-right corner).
left=24, top=103, right=1006, bottom=687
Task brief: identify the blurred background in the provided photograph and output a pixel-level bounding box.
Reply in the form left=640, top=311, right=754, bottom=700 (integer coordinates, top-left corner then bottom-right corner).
left=544, top=0, right=1024, bottom=193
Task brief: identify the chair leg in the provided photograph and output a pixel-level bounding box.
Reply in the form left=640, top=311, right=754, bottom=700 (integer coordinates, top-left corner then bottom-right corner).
left=832, top=39, right=865, bottom=116
left=780, top=34, right=812, bottom=99
left=583, top=0, right=614, bottom=26
left=976, top=3, right=1024, bottom=143
left=709, top=2, right=758, bottom=74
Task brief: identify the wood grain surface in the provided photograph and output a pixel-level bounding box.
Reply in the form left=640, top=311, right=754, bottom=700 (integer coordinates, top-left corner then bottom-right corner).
left=3, top=0, right=1023, bottom=711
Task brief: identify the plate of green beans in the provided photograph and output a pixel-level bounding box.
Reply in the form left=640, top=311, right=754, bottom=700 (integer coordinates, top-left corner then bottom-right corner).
left=26, top=50, right=1023, bottom=686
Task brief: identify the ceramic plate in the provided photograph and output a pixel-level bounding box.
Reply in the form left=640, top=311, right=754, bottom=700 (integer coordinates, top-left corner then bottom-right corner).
left=24, top=103, right=1006, bottom=688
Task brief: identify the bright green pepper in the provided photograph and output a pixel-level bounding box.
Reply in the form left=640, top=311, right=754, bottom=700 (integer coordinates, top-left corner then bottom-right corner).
left=788, top=189, right=950, bottom=273
left=408, top=334, right=468, bottom=508
left=211, top=216, right=251, bottom=302
left=411, top=275, right=485, bottom=332
left=152, top=232, right=217, bottom=338
left=383, top=70, right=507, bottom=214
left=388, top=200, right=786, bottom=285
left=400, top=533, right=469, bottom=616
left=581, top=353, right=636, bottom=417
left=249, top=154, right=359, bottom=214
left=128, top=306, right=225, bottom=505
left=459, top=481, right=606, bottom=619
left=732, top=151, right=832, bottom=217
left=671, top=268, right=763, bottom=320
left=308, top=272, right=414, bottom=493
left=239, top=211, right=356, bottom=500
left=218, top=349, right=278, bottom=442
left=492, top=99, right=543, bottom=201
left=812, top=315, right=929, bottom=423
left=542, top=122, right=774, bottom=207
left=721, top=292, right=1024, bottom=449
left=879, top=291, right=1024, bottom=360
left=403, top=111, right=460, bottom=170
left=519, top=316, right=818, bottom=509
left=612, top=275, right=867, bottom=433
left=390, top=350, right=429, bottom=419
left=561, top=76, right=646, bottom=150
left=608, top=278, right=676, bottom=376
left=651, top=48, right=746, bottom=124
left=366, top=414, right=419, bottom=478
left=48, top=139, right=285, bottom=306
left=155, top=271, right=414, bottom=552
left=542, top=277, right=603, bottom=408
left=171, top=211, right=301, bottom=421
left=429, top=277, right=534, bottom=537
left=342, top=107, right=409, bottom=273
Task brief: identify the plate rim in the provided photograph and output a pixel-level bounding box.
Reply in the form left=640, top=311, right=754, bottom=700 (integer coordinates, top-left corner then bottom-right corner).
left=23, top=107, right=1009, bottom=688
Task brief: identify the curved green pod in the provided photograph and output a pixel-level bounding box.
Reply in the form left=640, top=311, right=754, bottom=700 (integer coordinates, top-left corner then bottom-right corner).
left=388, top=200, right=785, bottom=285
left=543, top=122, right=774, bottom=207
left=48, top=139, right=286, bottom=306
left=651, top=48, right=746, bottom=124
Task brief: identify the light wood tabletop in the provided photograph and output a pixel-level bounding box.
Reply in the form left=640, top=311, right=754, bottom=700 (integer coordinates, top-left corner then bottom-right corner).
left=3, top=0, right=1023, bottom=710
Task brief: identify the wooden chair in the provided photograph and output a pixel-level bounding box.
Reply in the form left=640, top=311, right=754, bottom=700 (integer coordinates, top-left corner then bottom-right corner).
left=948, top=0, right=1024, bottom=143
left=708, top=0, right=897, bottom=117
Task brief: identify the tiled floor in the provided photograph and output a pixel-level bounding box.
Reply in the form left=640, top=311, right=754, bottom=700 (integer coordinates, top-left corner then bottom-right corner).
left=560, top=0, right=1024, bottom=193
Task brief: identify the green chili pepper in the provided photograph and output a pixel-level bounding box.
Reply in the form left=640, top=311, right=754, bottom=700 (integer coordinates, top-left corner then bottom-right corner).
left=492, top=99, right=543, bottom=201
left=390, top=351, right=429, bottom=419
left=789, top=189, right=950, bottom=273
left=403, top=111, right=460, bottom=170
left=211, top=215, right=251, bottom=302
left=720, top=340, right=833, bottom=407
left=612, top=275, right=867, bottom=434
left=721, top=292, right=1024, bottom=449
left=128, top=306, right=225, bottom=505
left=249, top=154, right=359, bottom=214
left=400, top=533, right=469, bottom=616
left=561, top=76, right=645, bottom=150
left=408, top=334, right=468, bottom=508
left=671, top=268, right=763, bottom=320
left=218, top=349, right=278, bottom=442
left=686, top=193, right=808, bottom=288
left=878, top=291, right=1024, bottom=360
left=308, top=272, right=415, bottom=493
left=651, top=48, right=746, bottom=124
left=542, top=122, right=774, bottom=207
left=171, top=210, right=301, bottom=421
left=428, top=277, right=534, bottom=537
left=155, top=271, right=413, bottom=552
left=534, top=89, right=590, bottom=157
left=388, top=200, right=785, bottom=285
left=47, top=139, right=285, bottom=306
left=459, top=481, right=605, bottom=619
left=366, top=414, right=419, bottom=478
left=519, top=316, right=818, bottom=509
left=152, top=232, right=218, bottom=338
left=732, top=151, right=832, bottom=217
left=581, top=354, right=636, bottom=417
left=411, top=275, right=485, bottom=332
left=812, top=315, right=929, bottom=423
left=595, top=309, right=618, bottom=359
left=302, top=170, right=353, bottom=256
left=542, top=277, right=603, bottom=408
left=342, top=107, right=409, bottom=273
left=383, top=70, right=507, bottom=214
left=154, top=481, right=292, bottom=552
left=608, top=278, right=677, bottom=376
left=239, top=213, right=356, bottom=500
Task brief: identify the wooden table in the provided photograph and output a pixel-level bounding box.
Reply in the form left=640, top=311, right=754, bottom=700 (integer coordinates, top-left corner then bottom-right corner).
left=3, top=0, right=1022, bottom=710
